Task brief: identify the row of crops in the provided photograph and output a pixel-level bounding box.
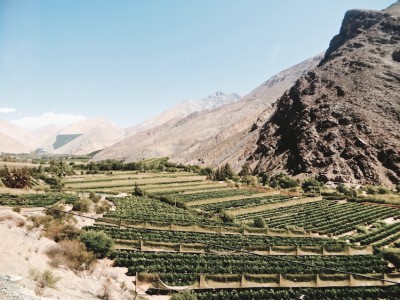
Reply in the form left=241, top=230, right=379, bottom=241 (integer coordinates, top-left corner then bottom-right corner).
left=66, top=177, right=205, bottom=189
left=180, top=286, right=400, bottom=300
left=150, top=186, right=228, bottom=196
left=191, top=194, right=293, bottom=212
left=84, top=225, right=342, bottom=250
left=63, top=172, right=200, bottom=184
left=236, top=200, right=400, bottom=235
left=103, top=196, right=224, bottom=226
left=170, top=189, right=257, bottom=203
left=111, top=250, right=390, bottom=285
left=351, top=222, right=400, bottom=246
left=0, top=192, right=78, bottom=207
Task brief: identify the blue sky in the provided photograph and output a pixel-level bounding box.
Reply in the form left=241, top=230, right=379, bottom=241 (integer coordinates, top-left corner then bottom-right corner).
left=0, top=0, right=394, bottom=128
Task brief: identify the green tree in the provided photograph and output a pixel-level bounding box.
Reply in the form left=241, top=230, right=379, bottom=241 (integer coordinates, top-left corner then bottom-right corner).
left=223, top=163, right=234, bottom=179
left=253, top=217, right=265, bottom=228
left=133, top=183, right=144, bottom=196
left=301, top=178, right=322, bottom=194
left=80, top=231, right=113, bottom=258
left=258, top=172, right=270, bottom=186
left=269, top=173, right=298, bottom=189
left=238, top=163, right=251, bottom=177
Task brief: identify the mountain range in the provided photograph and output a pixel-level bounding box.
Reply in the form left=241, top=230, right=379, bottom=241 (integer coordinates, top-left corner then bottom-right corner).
left=1, top=1, right=398, bottom=186
left=91, top=54, right=323, bottom=169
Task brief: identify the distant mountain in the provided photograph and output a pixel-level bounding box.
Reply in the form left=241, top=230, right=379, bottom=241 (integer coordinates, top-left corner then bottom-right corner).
left=125, top=91, right=241, bottom=136
left=248, top=2, right=400, bottom=185
left=92, top=55, right=322, bottom=167
left=38, top=118, right=125, bottom=155
left=0, top=132, right=30, bottom=154
left=0, top=120, right=32, bottom=153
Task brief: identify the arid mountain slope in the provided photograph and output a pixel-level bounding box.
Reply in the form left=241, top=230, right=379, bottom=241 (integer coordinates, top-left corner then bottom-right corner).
left=0, top=120, right=33, bottom=153
left=92, top=54, right=322, bottom=169
left=0, top=132, right=30, bottom=153
left=249, top=3, right=400, bottom=185
left=125, top=91, right=241, bottom=137
left=39, top=118, right=125, bottom=155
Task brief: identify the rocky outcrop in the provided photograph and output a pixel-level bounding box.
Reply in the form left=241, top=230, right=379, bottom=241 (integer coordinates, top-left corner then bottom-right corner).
left=249, top=3, right=400, bottom=186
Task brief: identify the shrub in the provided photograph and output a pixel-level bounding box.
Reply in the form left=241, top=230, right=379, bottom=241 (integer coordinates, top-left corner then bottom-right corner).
left=301, top=178, right=322, bottom=193
left=253, top=217, right=265, bottom=228
left=45, top=240, right=97, bottom=271
left=377, top=187, right=388, bottom=194
left=80, top=231, right=113, bottom=258
left=269, top=173, right=298, bottom=189
left=29, top=268, right=60, bottom=293
left=28, top=215, right=53, bottom=228
left=45, top=204, right=67, bottom=220
left=95, top=200, right=111, bottom=214
left=43, top=222, right=82, bottom=242
left=12, top=206, right=21, bottom=213
left=133, top=183, right=144, bottom=196
left=89, top=192, right=101, bottom=203
left=72, top=198, right=92, bottom=212
left=220, top=211, right=234, bottom=223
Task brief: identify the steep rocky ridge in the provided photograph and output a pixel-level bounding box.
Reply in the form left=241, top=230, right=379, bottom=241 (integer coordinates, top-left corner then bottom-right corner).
left=249, top=2, right=400, bottom=185
left=92, top=54, right=323, bottom=169
left=125, top=91, right=241, bottom=137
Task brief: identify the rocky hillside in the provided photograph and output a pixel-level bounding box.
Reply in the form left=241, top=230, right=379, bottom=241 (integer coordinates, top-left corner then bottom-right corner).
left=92, top=54, right=322, bottom=168
left=249, top=2, right=400, bottom=186
left=125, top=91, right=241, bottom=136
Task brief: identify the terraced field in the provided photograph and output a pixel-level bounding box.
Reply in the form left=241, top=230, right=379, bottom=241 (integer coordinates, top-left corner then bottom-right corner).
left=236, top=200, right=400, bottom=235
left=83, top=176, right=400, bottom=297
left=102, top=196, right=225, bottom=227
left=2, top=170, right=398, bottom=298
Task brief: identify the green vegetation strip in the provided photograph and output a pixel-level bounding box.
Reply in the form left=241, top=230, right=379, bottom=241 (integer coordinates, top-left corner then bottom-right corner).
left=0, top=192, right=78, bottom=207
left=111, top=250, right=389, bottom=285
left=85, top=225, right=341, bottom=250
left=173, top=189, right=257, bottom=203
left=192, top=195, right=293, bottom=212
left=188, top=286, right=400, bottom=300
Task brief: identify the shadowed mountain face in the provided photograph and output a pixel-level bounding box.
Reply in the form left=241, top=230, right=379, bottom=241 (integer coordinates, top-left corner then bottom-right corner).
left=249, top=2, right=400, bottom=186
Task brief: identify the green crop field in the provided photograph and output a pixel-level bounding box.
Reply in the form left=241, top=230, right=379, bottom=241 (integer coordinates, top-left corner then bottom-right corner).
left=2, top=169, right=399, bottom=298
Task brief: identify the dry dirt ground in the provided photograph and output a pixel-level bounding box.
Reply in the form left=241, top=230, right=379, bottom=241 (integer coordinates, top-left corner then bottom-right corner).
left=0, top=209, right=168, bottom=300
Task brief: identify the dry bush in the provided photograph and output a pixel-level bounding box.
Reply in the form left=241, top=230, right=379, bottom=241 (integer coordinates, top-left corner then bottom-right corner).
left=43, top=221, right=82, bottom=242
left=45, top=203, right=77, bottom=223
left=28, top=215, right=53, bottom=229
left=45, top=240, right=97, bottom=272
left=0, top=212, right=26, bottom=227
left=89, top=192, right=101, bottom=203
left=98, top=277, right=113, bottom=300
left=95, top=200, right=111, bottom=214
left=72, top=198, right=92, bottom=213
left=12, top=206, right=21, bottom=213
left=29, top=268, right=60, bottom=295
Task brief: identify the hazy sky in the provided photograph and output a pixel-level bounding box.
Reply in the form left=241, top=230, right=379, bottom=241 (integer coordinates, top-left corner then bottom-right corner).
left=0, top=0, right=394, bottom=128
